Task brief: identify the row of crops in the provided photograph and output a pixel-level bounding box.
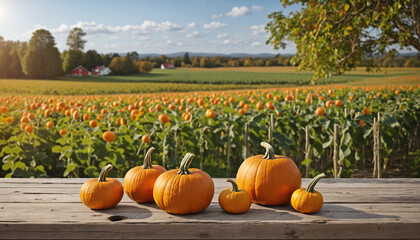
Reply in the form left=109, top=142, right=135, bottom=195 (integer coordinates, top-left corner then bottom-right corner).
left=0, top=85, right=419, bottom=178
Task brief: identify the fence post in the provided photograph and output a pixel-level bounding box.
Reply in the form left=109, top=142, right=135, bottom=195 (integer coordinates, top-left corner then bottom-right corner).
left=244, top=123, right=249, bottom=159
left=226, top=124, right=231, bottom=177
left=333, top=124, right=340, bottom=178
left=375, top=113, right=382, bottom=178
left=305, top=125, right=311, bottom=178
left=268, top=114, right=275, bottom=144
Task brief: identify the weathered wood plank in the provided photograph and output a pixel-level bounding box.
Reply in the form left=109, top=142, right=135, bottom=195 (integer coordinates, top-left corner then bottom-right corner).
left=0, top=178, right=419, bottom=239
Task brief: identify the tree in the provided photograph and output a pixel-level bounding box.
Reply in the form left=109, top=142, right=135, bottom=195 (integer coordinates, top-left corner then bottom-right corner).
left=109, top=57, right=124, bottom=74
left=61, top=49, right=84, bottom=73
left=183, top=52, right=191, bottom=65
left=200, top=57, right=212, bottom=68
left=22, top=29, right=62, bottom=79
left=66, top=27, right=87, bottom=51
left=266, top=0, right=420, bottom=81
left=139, top=61, right=153, bottom=73
left=244, top=57, right=254, bottom=67
left=83, top=50, right=103, bottom=70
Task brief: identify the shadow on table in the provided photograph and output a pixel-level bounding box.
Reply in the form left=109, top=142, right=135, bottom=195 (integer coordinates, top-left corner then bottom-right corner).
left=92, top=204, right=153, bottom=221
left=177, top=204, right=303, bottom=221
left=316, top=203, right=400, bottom=219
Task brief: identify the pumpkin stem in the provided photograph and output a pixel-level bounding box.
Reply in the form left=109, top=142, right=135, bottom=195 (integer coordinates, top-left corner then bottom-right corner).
left=306, top=173, right=326, bottom=193
left=227, top=178, right=240, bottom=192
left=142, top=147, right=155, bottom=169
left=98, top=164, right=113, bottom=182
left=177, top=153, right=195, bottom=175
left=261, top=142, right=276, bottom=159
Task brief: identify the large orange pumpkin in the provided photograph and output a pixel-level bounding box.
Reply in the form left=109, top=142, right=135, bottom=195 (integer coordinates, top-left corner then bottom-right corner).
left=153, top=153, right=214, bottom=214
left=236, top=142, right=301, bottom=205
left=80, top=164, right=123, bottom=209
left=123, top=147, right=166, bottom=203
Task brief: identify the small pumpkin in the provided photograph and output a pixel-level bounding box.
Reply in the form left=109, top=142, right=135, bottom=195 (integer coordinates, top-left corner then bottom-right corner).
left=153, top=153, right=214, bottom=214
left=80, top=164, right=123, bottom=209
left=123, top=147, right=166, bottom=203
left=291, top=173, right=326, bottom=213
left=236, top=142, right=301, bottom=205
left=218, top=179, right=252, bottom=214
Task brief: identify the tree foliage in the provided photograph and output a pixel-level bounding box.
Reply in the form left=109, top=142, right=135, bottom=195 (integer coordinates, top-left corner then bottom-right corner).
left=266, top=0, right=420, bottom=81
left=83, top=50, right=103, bottom=70
left=21, top=29, right=62, bottom=79
left=61, top=49, right=84, bottom=73
left=66, top=27, right=87, bottom=51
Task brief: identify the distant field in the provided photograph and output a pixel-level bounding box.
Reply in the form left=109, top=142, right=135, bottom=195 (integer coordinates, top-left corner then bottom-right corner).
left=0, top=67, right=418, bottom=95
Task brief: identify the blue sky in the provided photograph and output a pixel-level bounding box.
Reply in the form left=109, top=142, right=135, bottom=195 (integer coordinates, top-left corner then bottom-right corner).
left=0, top=0, right=302, bottom=54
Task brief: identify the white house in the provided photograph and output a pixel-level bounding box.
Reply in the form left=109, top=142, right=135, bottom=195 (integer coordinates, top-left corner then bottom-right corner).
left=92, top=66, right=112, bottom=76
left=161, top=63, right=175, bottom=69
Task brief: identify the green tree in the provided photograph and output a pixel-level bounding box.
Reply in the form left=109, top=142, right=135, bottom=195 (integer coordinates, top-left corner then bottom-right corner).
left=22, top=29, right=63, bottom=79
left=183, top=52, right=191, bottom=65
left=200, top=57, right=212, bottom=68
left=83, top=50, right=103, bottom=70
left=109, top=57, right=124, bottom=74
left=254, top=58, right=265, bottom=66
left=66, top=27, right=87, bottom=51
left=266, top=0, right=420, bottom=81
left=61, top=49, right=84, bottom=74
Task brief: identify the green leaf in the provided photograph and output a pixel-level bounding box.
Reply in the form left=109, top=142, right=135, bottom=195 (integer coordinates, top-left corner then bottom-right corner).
left=84, top=166, right=99, bottom=177
left=64, top=164, right=77, bottom=177
left=302, top=158, right=312, bottom=166
left=52, top=145, right=62, bottom=153
left=344, top=4, right=350, bottom=12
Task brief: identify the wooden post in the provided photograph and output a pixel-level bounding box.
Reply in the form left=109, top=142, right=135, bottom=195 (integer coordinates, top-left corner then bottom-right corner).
left=244, top=123, right=249, bottom=159
left=377, top=113, right=382, bottom=178
left=305, top=125, right=311, bottom=178
left=268, top=114, right=275, bottom=144
left=373, top=118, right=377, bottom=178
left=226, top=124, right=231, bottom=177
left=333, top=124, right=340, bottom=178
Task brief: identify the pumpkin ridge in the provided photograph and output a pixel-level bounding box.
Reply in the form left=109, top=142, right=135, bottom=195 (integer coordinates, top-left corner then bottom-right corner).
left=240, top=158, right=259, bottom=201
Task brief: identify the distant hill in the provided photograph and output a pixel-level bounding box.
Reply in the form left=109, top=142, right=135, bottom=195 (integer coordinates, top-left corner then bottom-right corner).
left=119, top=52, right=294, bottom=58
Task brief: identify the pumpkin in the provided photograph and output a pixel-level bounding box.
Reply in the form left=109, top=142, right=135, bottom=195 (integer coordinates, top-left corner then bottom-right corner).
left=123, top=147, right=166, bottom=203
left=236, top=142, right=301, bottom=205
left=80, top=164, right=123, bottom=209
left=218, top=179, right=252, bottom=214
left=153, top=153, right=214, bottom=214
left=291, top=173, right=326, bottom=213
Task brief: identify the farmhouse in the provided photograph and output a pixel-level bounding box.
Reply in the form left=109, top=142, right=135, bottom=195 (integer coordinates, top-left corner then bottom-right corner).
left=71, top=66, right=90, bottom=77
left=92, top=66, right=111, bottom=76
left=161, top=63, right=175, bottom=69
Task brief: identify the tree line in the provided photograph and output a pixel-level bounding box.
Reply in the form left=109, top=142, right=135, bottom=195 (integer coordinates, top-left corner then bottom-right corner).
left=0, top=26, right=419, bottom=79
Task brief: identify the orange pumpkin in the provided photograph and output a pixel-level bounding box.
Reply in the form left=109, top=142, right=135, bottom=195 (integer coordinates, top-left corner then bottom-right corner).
left=153, top=153, right=214, bottom=214
left=218, top=179, right=252, bottom=214
left=80, top=164, right=123, bottom=209
left=123, top=147, right=166, bottom=203
left=291, top=173, right=326, bottom=213
left=236, top=142, right=301, bottom=205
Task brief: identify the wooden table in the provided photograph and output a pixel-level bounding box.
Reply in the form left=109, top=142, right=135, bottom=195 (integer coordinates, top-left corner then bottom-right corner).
left=0, top=178, right=419, bottom=239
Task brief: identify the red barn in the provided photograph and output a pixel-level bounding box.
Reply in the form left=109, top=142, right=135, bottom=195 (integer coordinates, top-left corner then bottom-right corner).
left=72, top=66, right=90, bottom=77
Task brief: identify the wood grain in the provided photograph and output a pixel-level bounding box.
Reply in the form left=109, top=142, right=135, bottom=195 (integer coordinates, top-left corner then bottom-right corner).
left=0, top=178, right=419, bottom=239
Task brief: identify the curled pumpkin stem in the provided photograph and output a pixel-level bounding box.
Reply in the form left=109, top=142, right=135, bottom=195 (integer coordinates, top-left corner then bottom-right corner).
left=142, top=147, right=155, bottom=169
left=306, top=173, right=326, bottom=193
left=226, top=178, right=239, bottom=192
left=177, top=153, right=195, bottom=175
left=98, top=164, right=113, bottom=182
left=261, top=142, right=276, bottom=159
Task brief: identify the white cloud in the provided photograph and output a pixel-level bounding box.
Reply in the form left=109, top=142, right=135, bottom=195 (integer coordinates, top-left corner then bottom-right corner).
left=186, top=31, right=201, bottom=38
left=187, top=22, right=197, bottom=28
left=167, top=40, right=173, bottom=45
left=226, top=6, right=250, bottom=17
left=177, top=42, right=183, bottom=46
left=217, top=33, right=229, bottom=39
left=212, top=13, right=223, bottom=19
left=202, top=21, right=227, bottom=29
left=211, top=39, right=243, bottom=45
left=250, top=25, right=266, bottom=35
left=252, top=5, right=264, bottom=11
left=45, top=21, right=182, bottom=36
left=251, top=42, right=261, bottom=47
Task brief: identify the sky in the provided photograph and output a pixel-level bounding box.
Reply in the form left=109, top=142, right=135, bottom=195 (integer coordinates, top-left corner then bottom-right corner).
left=0, top=0, right=301, bottom=54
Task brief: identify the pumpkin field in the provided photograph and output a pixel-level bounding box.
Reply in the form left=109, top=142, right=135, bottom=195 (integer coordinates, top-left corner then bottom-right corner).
left=0, top=84, right=419, bottom=178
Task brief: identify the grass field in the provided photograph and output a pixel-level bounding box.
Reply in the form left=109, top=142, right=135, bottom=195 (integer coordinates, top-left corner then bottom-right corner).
left=0, top=67, right=418, bottom=95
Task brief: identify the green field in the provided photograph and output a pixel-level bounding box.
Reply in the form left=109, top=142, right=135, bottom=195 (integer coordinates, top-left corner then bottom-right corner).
left=0, top=67, right=418, bottom=95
